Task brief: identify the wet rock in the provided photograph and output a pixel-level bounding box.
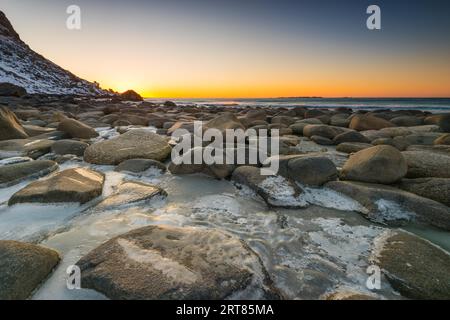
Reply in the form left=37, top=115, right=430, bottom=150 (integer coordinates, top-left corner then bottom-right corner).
left=330, top=114, right=351, bottom=127
left=0, top=160, right=58, bottom=187
left=115, top=159, right=167, bottom=173
left=360, top=130, right=392, bottom=142
left=0, top=139, right=54, bottom=159
left=326, top=181, right=450, bottom=230
left=289, top=123, right=308, bottom=135
left=267, top=154, right=338, bottom=186
left=349, top=114, right=394, bottom=131
left=0, top=241, right=59, bottom=300
left=231, top=166, right=304, bottom=208
left=396, top=178, right=450, bottom=207
left=84, top=129, right=171, bottom=165
left=393, top=133, right=442, bottom=147
left=8, top=168, right=105, bottom=205
left=310, top=135, right=333, bottom=145
left=51, top=140, right=88, bottom=156
left=402, top=151, right=450, bottom=178
left=271, top=116, right=296, bottom=126
left=434, top=133, right=450, bottom=145
left=76, top=225, right=277, bottom=300
left=336, top=142, right=372, bottom=154
left=390, top=116, right=423, bottom=127
left=303, top=125, right=349, bottom=139
left=202, top=112, right=245, bottom=134
left=168, top=147, right=236, bottom=179
left=341, top=145, right=407, bottom=184
left=333, top=131, right=370, bottom=145
left=95, top=181, right=167, bottom=210
left=57, top=117, right=99, bottom=139
left=372, top=230, right=450, bottom=300
left=0, top=107, right=29, bottom=140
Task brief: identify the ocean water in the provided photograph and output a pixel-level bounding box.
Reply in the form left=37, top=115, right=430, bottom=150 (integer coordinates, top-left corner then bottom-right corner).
left=146, top=98, right=450, bottom=113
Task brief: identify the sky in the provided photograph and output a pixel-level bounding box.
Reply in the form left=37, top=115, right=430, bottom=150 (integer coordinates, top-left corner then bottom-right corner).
left=1, top=0, right=450, bottom=98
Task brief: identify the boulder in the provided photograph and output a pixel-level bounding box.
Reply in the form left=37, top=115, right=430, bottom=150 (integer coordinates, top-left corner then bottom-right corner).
left=336, top=142, right=372, bottom=154
left=333, top=131, right=370, bottom=145
left=0, top=160, right=58, bottom=187
left=0, top=107, right=29, bottom=140
left=267, top=154, right=337, bottom=186
left=326, top=181, right=450, bottom=230
left=202, top=112, right=245, bottom=135
left=393, top=133, right=442, bottom=146
left=115, top=159, right=167, bottom=173
left=231, top=166, right=304, bottom=208
left=168, top=147, right=236, bottom=179
left=349, top=115, right=394, bottom=131
left=372, top=230, right=450, bottom=300
left=310, top=135, right=333, bottom=145
left=0, top=240, right=60, bottom=300
left=8, top=168, right=105, bottom=205
left=303, top=125, right=349, bottom=139
left=51, top=140, right=88, bottom=156
left=390, top=116, right=423, bottom=127
left=84, top=130, right=171, bottom=165
left=0, top=83, right=27, bottom=97
left=0, top=139, right=54, bottom=159
left=396, top=178, right=450, bottom=207
left=402, top=151, right=450, bottom=178
left=76, top=225, right=277, bottom=300
left=57, top=118, right=98, bottom=139
left=341, top=146, right=407, bottom=184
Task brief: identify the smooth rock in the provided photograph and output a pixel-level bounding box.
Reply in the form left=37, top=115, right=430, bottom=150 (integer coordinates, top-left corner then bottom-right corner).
left=84, top=130, right=171, bottom=165
left=76, top=225, right=277, bottom=300
left=326, top=181, right=450, bottom=230
left=372, top=230, right=450, bottom=299
left=9, top=168, right=105, bottom=205
left=51, top=140, right=88, bottom=156
left=349, top=115, right=394, bottom=131
left=57, top=117, right=99, bottom=139
left=0, top=160, right=58, bottom=187
left=396, top=178, right=450, bottom=207
left=341, top=145, right=407, bottom=184
left=402, top=151, right=450, bottom=178
left=0, top=240, right=60, bottom=300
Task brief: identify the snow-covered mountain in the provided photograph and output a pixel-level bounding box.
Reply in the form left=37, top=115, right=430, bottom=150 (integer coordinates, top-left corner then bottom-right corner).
left=0, top=11, right=110, bottom=96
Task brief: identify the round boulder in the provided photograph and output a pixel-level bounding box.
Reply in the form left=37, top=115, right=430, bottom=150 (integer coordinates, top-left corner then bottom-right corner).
left=341, top=145, right=407, bottom=184
left=0, top=240, right=60, bottom=300
left=76, top=225, right=277, bottom=300
left=84, top=130, right=172, bottom=165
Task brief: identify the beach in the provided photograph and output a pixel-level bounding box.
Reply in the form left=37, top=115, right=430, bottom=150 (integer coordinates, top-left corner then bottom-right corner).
left=1, top=94, right=450, bottom=300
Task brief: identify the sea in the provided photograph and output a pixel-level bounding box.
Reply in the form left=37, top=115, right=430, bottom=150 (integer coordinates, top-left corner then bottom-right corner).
left=146, top=97, right=450, bottom=113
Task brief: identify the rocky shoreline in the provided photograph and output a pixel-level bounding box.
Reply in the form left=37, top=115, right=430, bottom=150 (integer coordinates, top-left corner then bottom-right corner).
left=1, top=93, right=450, bottom=300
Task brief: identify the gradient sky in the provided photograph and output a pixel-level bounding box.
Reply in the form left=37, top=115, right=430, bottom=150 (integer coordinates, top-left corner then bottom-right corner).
left=2, top=0, right=450, bottom=98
